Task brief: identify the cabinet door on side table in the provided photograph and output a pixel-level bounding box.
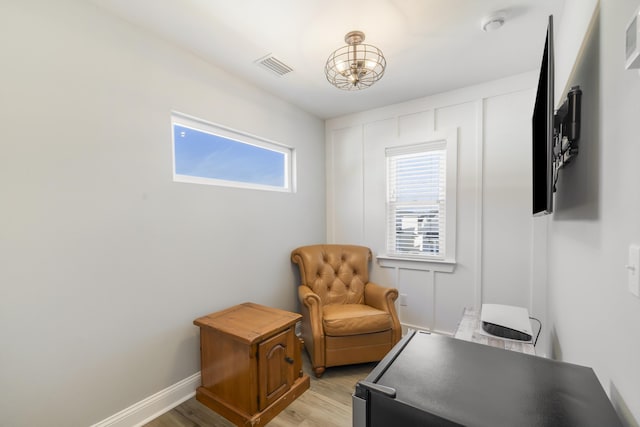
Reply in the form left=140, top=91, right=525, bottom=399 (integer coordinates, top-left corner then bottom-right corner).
left=258, top=328, right=296, bottom=410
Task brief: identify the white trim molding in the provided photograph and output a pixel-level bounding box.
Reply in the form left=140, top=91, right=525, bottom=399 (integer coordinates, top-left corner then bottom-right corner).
left=384, top=128, right=458, bottom=263
left=377, top=255, right=456, bottom=273
left=90, top=372, right=200, bottom=427
left=474, top=99, right=485, bottom=311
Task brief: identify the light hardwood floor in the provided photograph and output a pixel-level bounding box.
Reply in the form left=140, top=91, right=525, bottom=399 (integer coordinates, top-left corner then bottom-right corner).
left=144, top=353, right=376, bottom=427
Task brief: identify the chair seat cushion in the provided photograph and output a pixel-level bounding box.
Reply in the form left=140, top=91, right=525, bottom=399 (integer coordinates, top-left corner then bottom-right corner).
left=322, top=304, right=392, bottom=337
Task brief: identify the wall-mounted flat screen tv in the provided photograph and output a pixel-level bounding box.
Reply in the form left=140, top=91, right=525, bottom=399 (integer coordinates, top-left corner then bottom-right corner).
left=532, top=15, right=554, bottom=216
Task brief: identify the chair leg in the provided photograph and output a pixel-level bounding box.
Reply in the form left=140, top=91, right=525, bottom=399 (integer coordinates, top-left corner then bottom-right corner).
left=313, top=366, right=325, bottom=378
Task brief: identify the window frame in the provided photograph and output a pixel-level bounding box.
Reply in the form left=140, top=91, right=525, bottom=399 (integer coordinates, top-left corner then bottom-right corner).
left=171, top=112, right=295, bottom=192
left=382, top=130, right=458, bottom=267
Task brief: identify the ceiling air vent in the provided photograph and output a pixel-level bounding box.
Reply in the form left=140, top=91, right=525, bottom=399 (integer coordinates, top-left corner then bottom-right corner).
left=255, top=54, right=293, bottom=77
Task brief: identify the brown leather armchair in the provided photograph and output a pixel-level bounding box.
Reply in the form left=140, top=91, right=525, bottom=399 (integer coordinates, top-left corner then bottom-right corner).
left=291, top=244, right=401, bottom=377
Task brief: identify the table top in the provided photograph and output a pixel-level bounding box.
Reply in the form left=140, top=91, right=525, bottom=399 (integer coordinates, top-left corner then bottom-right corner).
left=454, top=307, right=536, bottom=355
left=193, top=302, right=301, bottom=344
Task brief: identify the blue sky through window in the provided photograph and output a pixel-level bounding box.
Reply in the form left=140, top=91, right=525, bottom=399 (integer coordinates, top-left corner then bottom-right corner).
left=173, top=125, right=286, bottom=187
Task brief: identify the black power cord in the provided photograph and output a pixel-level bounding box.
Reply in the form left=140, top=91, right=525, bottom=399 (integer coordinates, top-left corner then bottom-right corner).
left=529, top=317, right=542, bottom=346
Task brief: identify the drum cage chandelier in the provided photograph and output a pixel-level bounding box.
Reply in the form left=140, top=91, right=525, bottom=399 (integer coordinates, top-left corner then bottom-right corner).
left=325, top=30, right=386, bottom=90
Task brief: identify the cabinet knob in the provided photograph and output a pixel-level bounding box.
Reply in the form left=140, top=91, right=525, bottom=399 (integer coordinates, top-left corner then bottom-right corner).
left=284, top=356, right=294, bottom=364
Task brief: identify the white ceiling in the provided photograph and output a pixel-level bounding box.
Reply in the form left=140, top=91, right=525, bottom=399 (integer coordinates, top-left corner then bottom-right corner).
left=91, top=0, right=565, bottom=120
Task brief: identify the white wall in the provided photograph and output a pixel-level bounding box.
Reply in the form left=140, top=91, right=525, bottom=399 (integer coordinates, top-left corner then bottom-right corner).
left=326, top=73, right=540, bottom=334
left=547, top=1, right=640, bottom=424
left=555, top=0, right=600, bottom=102
left=0, top=1, right=325, bottom=426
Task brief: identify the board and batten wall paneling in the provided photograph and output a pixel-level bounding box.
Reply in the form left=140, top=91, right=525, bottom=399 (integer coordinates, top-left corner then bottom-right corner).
left=432, top=101, right=480, bottom=332
left=482, top=90, right=537, bottom=308
left=326, top=72, right=540, bottom=335
left=327, top=126, right=365, bottom=244
left=398, top=268, right=436, bottom=330
left=398, top=110, right=435, bottom=142
left=362, top=119, right=399, bottom=289
left=362, top=118, right=396, bottom=251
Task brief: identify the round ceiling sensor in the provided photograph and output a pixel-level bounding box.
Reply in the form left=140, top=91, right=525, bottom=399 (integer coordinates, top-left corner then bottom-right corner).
left=482, top=14, right=505, bottom=32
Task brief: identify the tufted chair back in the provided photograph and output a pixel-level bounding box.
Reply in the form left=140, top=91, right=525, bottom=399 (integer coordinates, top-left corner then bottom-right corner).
left=291, top=244, right=370, bottom=306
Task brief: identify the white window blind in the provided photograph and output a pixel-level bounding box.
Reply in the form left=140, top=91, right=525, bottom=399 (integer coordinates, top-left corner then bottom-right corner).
left=386, top=143, right=446, bottom=258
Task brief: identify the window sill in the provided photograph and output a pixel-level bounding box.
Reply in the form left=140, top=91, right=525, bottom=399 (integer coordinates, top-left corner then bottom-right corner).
left=376, top=255, right=456, bottom=273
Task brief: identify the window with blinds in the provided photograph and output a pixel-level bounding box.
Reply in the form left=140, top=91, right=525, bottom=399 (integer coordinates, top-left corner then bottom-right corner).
left=386, top=142, right=446, bottom=258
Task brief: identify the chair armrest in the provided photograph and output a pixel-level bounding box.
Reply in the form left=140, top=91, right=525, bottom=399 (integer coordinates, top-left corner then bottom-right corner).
left=298, top=285, right=325, bottom=370
left=298, top=285, right=324, bottom=337
left=364, top=282, right=398, bottom=312
left=365, top=282, right=402, bottom=344
left=298, top=285, right=322, bottom=310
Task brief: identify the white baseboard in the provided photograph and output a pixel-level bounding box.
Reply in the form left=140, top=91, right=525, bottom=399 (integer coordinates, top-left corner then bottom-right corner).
left=90, top=372, right=201, bottom=427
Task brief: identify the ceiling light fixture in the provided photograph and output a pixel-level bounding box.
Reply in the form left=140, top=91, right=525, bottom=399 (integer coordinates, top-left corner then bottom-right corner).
left=325, top=30, right=386, bottom=90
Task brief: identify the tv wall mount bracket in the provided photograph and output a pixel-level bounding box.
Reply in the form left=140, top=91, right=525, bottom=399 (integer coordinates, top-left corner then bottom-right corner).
left=553, top=85, right=582, bottom=190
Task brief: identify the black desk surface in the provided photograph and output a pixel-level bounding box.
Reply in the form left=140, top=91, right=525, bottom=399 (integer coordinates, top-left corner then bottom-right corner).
left=356, top=331, right=621, bottom=426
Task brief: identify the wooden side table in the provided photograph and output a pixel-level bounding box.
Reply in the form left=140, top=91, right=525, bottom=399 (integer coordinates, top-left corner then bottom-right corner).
left=194, top=302, right=310, bottom=426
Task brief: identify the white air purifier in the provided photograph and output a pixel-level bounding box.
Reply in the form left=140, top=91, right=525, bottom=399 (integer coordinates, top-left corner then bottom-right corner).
left=480, top=304, right=533, bottom=342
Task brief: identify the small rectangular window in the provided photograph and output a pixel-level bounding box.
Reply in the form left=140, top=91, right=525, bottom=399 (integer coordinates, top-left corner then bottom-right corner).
left=385, top=131, right=457, bottom=263
left=387, top=143, right=446, bottom=258
left=171, top=112, right=294, bottom=192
